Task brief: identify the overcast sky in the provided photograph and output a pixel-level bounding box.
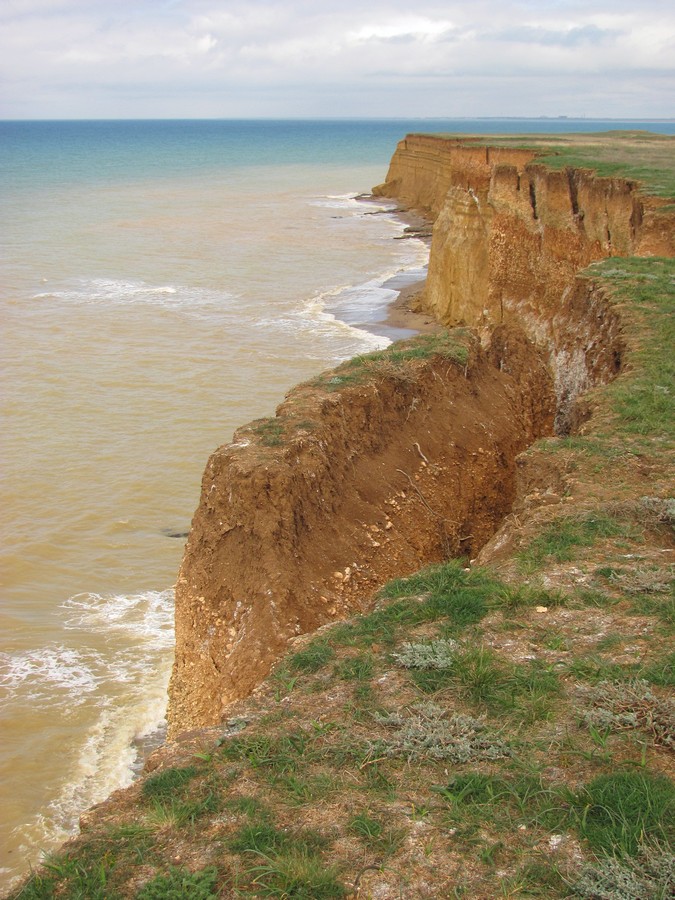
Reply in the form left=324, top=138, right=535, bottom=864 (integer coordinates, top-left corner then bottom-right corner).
left=1, top=0, right=674, bottom=119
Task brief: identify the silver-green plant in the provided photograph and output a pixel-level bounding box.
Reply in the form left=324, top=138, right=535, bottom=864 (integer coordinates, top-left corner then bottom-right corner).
left=375, top=702, right=511, bottom=763
left=392, top=639, right=458, bottom=669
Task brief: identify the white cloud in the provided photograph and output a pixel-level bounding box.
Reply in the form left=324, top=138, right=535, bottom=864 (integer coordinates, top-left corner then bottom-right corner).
left=349, top=17, right=454, bottom=42
left=0, top=0, right=673, bottom=118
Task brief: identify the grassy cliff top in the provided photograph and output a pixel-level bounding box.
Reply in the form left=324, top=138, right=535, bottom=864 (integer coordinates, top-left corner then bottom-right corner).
left=420, top=130, right=675, bottom=198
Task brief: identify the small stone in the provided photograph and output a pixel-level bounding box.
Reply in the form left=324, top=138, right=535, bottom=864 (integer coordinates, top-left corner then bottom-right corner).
left=535, top=606, right=548, bottom=613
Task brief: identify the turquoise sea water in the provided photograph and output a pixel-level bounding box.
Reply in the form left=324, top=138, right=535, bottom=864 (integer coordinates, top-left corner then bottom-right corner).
left=0, top=118, right=673, bottom=888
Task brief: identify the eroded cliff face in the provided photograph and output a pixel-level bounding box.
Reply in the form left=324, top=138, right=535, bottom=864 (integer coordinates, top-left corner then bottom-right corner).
left=168, top=134, right=670, bottom=737
left=373, top=134, right=674, bottom=428
left=168, top=328, right=555, bottom=735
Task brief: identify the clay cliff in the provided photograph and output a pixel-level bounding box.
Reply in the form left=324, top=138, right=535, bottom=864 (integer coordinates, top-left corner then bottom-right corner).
left=168, top=134, right=673, bottom=738
left=373, top=133, right=675, bottom=429
left=168, top=329, right=555, bottom=735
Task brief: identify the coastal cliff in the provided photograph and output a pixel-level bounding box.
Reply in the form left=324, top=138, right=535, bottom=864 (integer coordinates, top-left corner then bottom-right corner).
left=167, top=133, right=673, bottom=738
left=8, top=133, right=674, bottom=900
left=373, top=133, right=675, bottom=429
left=168, top=328, right=555, bottom=734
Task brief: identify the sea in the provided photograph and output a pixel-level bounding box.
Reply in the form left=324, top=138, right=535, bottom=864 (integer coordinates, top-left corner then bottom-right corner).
left=1, top=117, right=673, bottom=889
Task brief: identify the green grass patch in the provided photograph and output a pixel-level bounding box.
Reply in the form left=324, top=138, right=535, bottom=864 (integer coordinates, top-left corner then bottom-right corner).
left=377, top=560, right=501, bottom=629
left=571, top=770, right=675, bottom=856
left=137, top=866, right=219, bottom=899
left=395, top=642, right=561, bottom=721
left=288, top=640, right=335, bottom=674
left=333, top=653, right=374, bottom=681
left=251, top=417, right=286, bottom=447
left=243, top=848, right=346, bottom=898
left=627, top=592, right=675, bottom=631
left=452, top=131, right=675, bottom=198
left=229, top=822, right=328, bottom=857
left=642, top=652, right=675, bottom=687
left=533, top=136, right=675, bottom=198
left=433, top=772, right=566, bottom=836
left=518, top=512, right=633, bottom=572
left=348, top=813, right=406, bottom=856
left=311, top=330, right=471, bottom=392
left=142, top=765, right=198, bottom=800
left=229, top=818, right=343, bottom=898
left=142, top=765, right=222, bottom=828
left=323, top=560, right=501, bottom=651
left=220, top=731, right=314, bottom=775
left=585, top=257, right=675, bottom=440
left=272, top=773, right=341, bottom=806
left=567, top=655, right=640, bottom=684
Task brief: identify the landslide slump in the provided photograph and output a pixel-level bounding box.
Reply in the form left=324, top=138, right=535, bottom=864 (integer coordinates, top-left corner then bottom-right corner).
left=168, top=327, right=555, bottom=736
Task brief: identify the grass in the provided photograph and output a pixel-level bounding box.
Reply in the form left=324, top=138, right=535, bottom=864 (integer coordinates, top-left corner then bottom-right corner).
left=136, top=867, right=219, bottom=899
left=434, top=772, right=563, bottom=831
left=570, top=771, right=675, bottom=855
left=227, top=817, right=343, bottom=898
left=518, top=512, right=634, bottom=572
left=333, top=653, right=374, bottom=681
left=251, top=417, right=286, bottom=447
left=585, top=257, right=675, bottom=440
left=142, top=765, right=222, bottom=829
left=141, top=765, right=198, bottom=800
left=310, top=329, right=472, bottom=392
left=288, top=640, right=335, bottom=673
left=244, top=848, right=346, bottom=899
left=462, top=131, right=675, bottom=198
left=434, top=768, right=675, bottom=861
left=627, top=593, right=675, bottom=632
left=220, top=732, right=313, bottom=775
left=393, top=641, right=561, bottom=722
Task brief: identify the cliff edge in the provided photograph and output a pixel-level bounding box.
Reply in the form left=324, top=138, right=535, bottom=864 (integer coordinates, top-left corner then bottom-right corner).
left=373, top=132, right=674, bottom=429
left=168, top=329, right=555, bottom=735
left=168, top=131, right=674, bottom=738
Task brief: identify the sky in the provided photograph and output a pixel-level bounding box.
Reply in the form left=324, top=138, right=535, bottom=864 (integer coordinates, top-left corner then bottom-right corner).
left=1, top=0, right=674, bottom=120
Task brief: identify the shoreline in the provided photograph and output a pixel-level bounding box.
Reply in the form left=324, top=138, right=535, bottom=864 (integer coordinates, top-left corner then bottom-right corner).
left=373, top=204, right=440, bottom=339
left=327, top=199, right=440, bottom=343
